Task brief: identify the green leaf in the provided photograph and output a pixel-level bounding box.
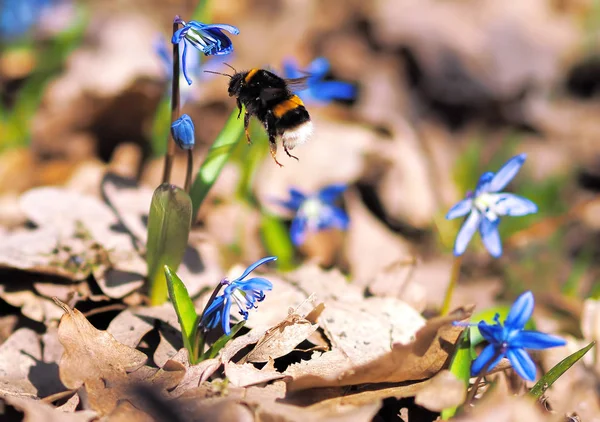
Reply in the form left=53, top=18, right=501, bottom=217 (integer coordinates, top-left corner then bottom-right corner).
left=146, top=184, right=192, bottom=305
left=164, top=265, right=200, bottom=363
left=441, top=328, right=473, bottom=420
left=190, top=108, right=244, bottom=219
left=260, top=213, right=295, bottom=271
left=529, top=341, right=595, bottom=399
left=201, top=320, right=246, bottom=360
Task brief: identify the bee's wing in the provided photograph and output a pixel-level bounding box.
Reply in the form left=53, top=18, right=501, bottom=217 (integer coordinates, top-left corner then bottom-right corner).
left=285, top=76, right=310, bottom=92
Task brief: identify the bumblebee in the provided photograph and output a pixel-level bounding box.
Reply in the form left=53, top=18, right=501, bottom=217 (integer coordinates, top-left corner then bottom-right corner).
left=227, top=67, right=313, bottom=167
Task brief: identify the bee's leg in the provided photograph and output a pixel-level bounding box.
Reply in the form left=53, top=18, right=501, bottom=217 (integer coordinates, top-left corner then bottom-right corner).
left=236, top=99, right=243, bottom=119
left=268, top=135, right=284, bottom=167
left=244, top=112, right=252, bottom=144
left=283, top=143, right=299, bottom=161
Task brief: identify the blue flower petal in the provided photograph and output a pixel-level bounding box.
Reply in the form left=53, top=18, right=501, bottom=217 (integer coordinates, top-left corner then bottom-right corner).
left=311, top=81, right=356, bottom=102
left=446, top=199, right=473, bottom=220
left=479, top=217, right=502, bottom=258
left=186, top=22, right=240, bottom=36
left=488, top=154, right=526, bottom=193
left=282, top=58, right=303, bottom=79
left=507, top=348, right=537, bottom=381
left=305, top=57, right=330, bottom=78
left=453, top=211, right=481, bottom=256
left=290, top=216, right=309, bottom=246
left=494, top=193, right=538, bottom=217
left=317, top=184, right=347, bottom=203
left=236, top=277, right=273, bottom=292
left=221, top=296, right=233, bottom=335
left=180, top=40, right=193, bottom=85
left=234, top=257, right=277, bottom=282
left=201, top=295, right=226, bottom=329
left=477, top=321, right=504, bottom=344
left=475, top=172, right=495, bottom=196
left=471, top=344, right=504, bottom=376
left=329, top=206, right=350, bottom=231
left=505, top=291, right=534, bottom=329
left=171, top=114, right=195, bottom=150
left=511, top=331, right=566, bottom=349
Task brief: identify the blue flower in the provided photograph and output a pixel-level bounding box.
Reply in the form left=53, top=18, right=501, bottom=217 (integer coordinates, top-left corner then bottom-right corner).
left=171, top=114, right=195, bottom=150
left=446, top=154, right=538, bottom=258
left=468, top=291, right=566, bottom=381
left=0, top=0, right=52, bottom=40
left=282, top=57, right=356, bottom=105
left=172, top=18, right=239, bottom=85
left=275, top=184, right=349, bottom=246
left=200, top=256, right=276, bottom=335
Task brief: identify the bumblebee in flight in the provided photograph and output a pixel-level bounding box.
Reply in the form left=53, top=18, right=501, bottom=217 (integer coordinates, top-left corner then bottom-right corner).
left=224, top=66, right=313, bottom=167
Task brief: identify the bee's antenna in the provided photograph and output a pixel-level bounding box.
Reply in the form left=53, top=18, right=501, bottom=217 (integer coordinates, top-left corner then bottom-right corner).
left=203, top=70, right=232, bottom=78
left=223, top=62, right=237, bottom=73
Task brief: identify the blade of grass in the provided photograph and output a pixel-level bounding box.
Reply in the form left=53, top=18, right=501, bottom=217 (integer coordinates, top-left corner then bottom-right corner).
left=260, top=213, right=295, bottom=271
left=146, top=184, right=192, bottom=305
left=529, top=341, right=595, bottom=399
left=164, top=265, right=200, bottom=363
left=189, top=108, right=243, bottom=219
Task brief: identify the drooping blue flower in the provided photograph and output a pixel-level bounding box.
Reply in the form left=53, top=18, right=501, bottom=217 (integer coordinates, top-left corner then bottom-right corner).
left=200, top=256, right=276, bottom=335
left=170, top=114, right=195, bottom=150
left=171, top=18, right=239, bottom=85
left=275, top=184, right=349, bottom=246
left=464, top=291, right=566, bottom=381
left=282, top=57, right=356, bottom=105
left=446, top=154, right=538, bottom=258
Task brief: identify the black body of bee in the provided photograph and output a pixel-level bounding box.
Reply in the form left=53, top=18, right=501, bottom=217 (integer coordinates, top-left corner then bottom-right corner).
left=228, top=68, right=313, bottom=167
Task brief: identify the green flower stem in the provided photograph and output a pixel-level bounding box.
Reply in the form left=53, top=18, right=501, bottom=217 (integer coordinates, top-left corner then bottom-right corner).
left=441, top=255, right=462, bottom=316
left=161, top=20, right=181, bottom=184
left=190, top=109, right=244, bottom=219
left=464, top=351, right=500, bottom=407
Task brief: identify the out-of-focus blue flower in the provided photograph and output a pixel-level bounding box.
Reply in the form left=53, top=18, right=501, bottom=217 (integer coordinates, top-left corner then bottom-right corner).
left=171, top=114, right=195, bottom=150
left=462, top=291, right=566, bottom=381
left=282, top=57, right=356, bottom=105
left=0, top=0, right=51, bottom=40
left=445, top=154, right=537, bottom=258
left=275, top=184, right=349, bottom=246
left=171, top=18, right=239, bottom=85
left=200, top=256, right=276, bottom=335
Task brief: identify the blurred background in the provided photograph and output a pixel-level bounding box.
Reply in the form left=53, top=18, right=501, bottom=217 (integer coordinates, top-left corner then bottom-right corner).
left=1, top=0, right=600, bottom=313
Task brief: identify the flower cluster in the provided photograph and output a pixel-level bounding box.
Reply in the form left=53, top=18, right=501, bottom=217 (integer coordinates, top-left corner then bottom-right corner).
left=282, top=57, right=356, bottom=105
left=446, top=154, right=537, bottom=258
left=201, top=257, right=276, bottom=335
left=464, top=291, right=566, bottom=381
left=275, top=184, right=349, bottom=246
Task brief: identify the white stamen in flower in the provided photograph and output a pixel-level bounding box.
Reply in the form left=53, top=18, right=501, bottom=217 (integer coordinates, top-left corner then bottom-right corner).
left=474, top=192, right=500, bottom=221
left=299, top=197, right=324, bottom=228
left=231, top=288, right=248, bottom=311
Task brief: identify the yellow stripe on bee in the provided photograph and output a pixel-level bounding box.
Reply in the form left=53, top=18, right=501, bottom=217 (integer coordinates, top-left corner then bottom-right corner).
left=273, top=95, right=304, bottom=118
left=244, top=68, right=259, bottom=83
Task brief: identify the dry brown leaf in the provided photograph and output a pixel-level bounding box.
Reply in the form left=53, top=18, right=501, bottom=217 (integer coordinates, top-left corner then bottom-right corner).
left=251, top=398, right=381, bottom=422
left=286, top=307, right=471, bottom=391
left=224, top=360, right=286, bottom=388
left=0, top=286, right=64, bottom=323
left=414, top=369, right=466, bottom=411
left=0, top=328, right=64, bottom=399
left=367, top=259, right=427, bottom=312
left=244, top=303, right=325, bottom=363
left=454, top=390, right=549, bottom=422
left=3, top=396, right=97, bottom=422
left=56, top=300, right=147, bottom=415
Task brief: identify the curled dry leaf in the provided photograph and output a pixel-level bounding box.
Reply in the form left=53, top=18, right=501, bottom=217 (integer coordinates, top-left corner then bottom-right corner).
left=244, top=303, right=325, bottom=363
left=286, top=307, right=472, bottom=391
left=55, top=299, right=147, bottom=415
left=251, top=398, right=381, bottom=422
left=453, top=390, right=547, bottom=422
